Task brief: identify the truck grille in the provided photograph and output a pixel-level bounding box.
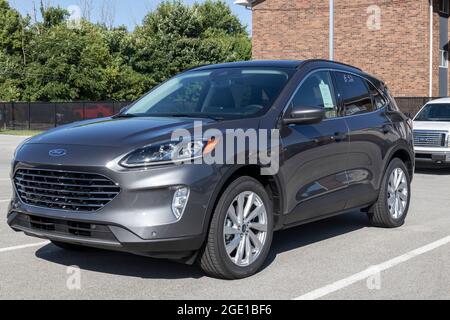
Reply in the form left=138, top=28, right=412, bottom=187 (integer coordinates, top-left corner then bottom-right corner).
left=14, top=169, right=120, bottom=212
left=413, top=131, right=447, bottom=148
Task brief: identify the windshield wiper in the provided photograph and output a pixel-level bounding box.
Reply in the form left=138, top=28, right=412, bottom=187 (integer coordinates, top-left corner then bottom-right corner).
left=113, top=113, right=139, bottom=119
left=155, top=114, right=225, bottom=121
left=114, top=113, right=225, bottom=121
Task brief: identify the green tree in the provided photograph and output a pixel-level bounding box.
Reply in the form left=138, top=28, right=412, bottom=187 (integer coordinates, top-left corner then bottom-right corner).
left=104, top=26, right=153, bottom=101
left=0, top=0, right=251, bottom=102
left=133, top=0, right=251, bottom=84
left=0, top=0, right=30, bottom=101
left=0, top=0, right=24, bottom=55
left=22, top=22, right=109, bottom=101
left=40, top=5, right=68, bottom=28
left=195, top=0, right=247, bottom=35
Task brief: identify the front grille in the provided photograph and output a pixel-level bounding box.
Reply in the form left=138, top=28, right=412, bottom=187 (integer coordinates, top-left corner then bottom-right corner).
left=12, top=213, right=118, bottom=242
left=413, top=130, right=447, bottom=148
left=14, top=168, right=120, bottom=212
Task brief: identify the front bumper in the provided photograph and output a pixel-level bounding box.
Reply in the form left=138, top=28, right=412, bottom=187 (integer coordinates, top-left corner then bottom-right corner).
left=7, top=147, right=223, bottom=259
left=415, top=147, right=450, bottom=164
left=7, top=211, right=205, bottom=259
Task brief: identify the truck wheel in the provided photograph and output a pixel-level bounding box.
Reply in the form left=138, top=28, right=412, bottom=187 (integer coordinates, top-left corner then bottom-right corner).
left=199, top=177, right=274, bottom=279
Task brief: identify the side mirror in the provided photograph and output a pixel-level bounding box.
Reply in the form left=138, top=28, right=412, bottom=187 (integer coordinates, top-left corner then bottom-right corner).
left=283, top=105, right=325, bottom=125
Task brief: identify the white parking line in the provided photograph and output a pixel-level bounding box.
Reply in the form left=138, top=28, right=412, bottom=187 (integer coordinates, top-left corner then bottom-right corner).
left=295, top=235, right=450, bottom=300
left=0, top=199, right=10, bottom=203
left=0, top=242, right=50, bottom=253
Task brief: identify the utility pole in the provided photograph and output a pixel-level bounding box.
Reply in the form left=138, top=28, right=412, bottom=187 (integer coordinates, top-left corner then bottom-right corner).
left=429, top=0, right=433, bottom=97
left=330, top=0, right=334, bottom=61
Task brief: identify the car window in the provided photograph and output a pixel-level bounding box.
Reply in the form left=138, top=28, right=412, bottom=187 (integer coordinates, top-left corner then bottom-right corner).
left=334, top=72, right=374, bottom=116
left=291, top=71, right=340, bottom=119
left=383, top=85, right=399, bottom=111
left=367, top=81, right=387, bottom=109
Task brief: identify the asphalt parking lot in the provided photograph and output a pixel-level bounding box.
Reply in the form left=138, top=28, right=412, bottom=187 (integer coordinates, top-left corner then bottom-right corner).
left=1, top=135, right=450, bottom=300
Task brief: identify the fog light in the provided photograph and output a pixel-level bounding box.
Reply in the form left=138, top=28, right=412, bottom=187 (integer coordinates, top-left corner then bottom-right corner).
left=172, top=187, right=189, bottom=220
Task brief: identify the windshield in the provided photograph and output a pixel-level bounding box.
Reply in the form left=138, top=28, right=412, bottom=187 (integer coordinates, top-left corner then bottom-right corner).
left=415, top=104, right=450, bottom=122
left=123, top=67, right=294, bottom=119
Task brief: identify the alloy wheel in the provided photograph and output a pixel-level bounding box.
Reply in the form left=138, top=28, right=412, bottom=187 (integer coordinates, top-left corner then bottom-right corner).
left=387, top=168, right=409, bottom=219
left=223, top=191, right=268, bottom=267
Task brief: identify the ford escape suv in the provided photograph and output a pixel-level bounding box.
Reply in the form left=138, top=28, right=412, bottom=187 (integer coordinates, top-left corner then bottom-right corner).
left=7, top=60, right=414, bottom=279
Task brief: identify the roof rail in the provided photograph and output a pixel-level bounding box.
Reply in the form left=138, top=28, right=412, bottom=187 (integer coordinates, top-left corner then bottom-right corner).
left=301, top=59, right=362, bottom=71
left=185, top=64, right=212, bottom=72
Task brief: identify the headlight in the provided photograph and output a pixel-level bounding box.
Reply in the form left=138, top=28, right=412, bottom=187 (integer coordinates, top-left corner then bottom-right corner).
left=120, top=139, right=218, bottom=168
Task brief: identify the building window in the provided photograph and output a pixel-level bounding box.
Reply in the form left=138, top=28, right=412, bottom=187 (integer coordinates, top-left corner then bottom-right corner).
left=440, top=50, right=449, bottom=68
left=440, top=0, right=449, bottom=14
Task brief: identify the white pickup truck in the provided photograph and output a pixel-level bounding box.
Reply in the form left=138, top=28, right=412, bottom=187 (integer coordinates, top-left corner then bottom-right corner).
left=413, top=98, right=450, bottom=165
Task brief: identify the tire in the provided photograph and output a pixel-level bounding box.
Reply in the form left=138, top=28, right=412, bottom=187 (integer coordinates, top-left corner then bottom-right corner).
left=199, top=176, right=274, bottom=279
left=368, top=158, right=411, bottom=228
left=51, top=241, right=88, bottom=251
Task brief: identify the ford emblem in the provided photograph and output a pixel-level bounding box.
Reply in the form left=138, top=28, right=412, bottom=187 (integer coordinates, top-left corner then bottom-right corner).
left=49, top=149, right=67, bottom=157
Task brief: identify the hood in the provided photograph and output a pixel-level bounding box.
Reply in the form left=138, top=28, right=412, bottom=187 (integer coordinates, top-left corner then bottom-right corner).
left=29, top=117, right=215, bottom=148
left=16, top=116, right=262, bottom=167
left=413, top=120, right=450, bottom=132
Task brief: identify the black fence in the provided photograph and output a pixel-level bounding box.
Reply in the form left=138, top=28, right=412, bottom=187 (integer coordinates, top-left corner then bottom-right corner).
left=0, top=101, right=131, bottom=130
left=0, top=97, right=442, bottom=131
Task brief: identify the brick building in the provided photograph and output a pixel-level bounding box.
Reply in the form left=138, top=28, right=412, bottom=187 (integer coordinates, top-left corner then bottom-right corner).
left=248, top=0, right=450, bottom=98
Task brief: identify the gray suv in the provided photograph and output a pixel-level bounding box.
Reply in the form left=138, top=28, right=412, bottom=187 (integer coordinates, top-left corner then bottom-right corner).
left=7, top=60, right=414, bottom=279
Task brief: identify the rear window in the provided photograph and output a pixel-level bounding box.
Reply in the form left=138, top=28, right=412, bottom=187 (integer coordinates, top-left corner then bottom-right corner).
left=367, top=82, right=387, bottom=109
left=383, top=86, right=400, bottom=111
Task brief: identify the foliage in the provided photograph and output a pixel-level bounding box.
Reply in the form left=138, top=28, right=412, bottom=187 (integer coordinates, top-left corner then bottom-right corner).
left=0, top=0, right=251, bottom=102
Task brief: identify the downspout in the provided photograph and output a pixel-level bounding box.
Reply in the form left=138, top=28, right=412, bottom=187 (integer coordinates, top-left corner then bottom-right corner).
left=429, top=0, right=433, bottom=97
left=330, top=0, right=334, bottom=60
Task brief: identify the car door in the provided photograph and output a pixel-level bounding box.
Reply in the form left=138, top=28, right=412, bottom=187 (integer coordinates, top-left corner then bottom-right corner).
left=279, top=70, right=351, bottom=225
left=332, top=71, right=392, bottom=210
